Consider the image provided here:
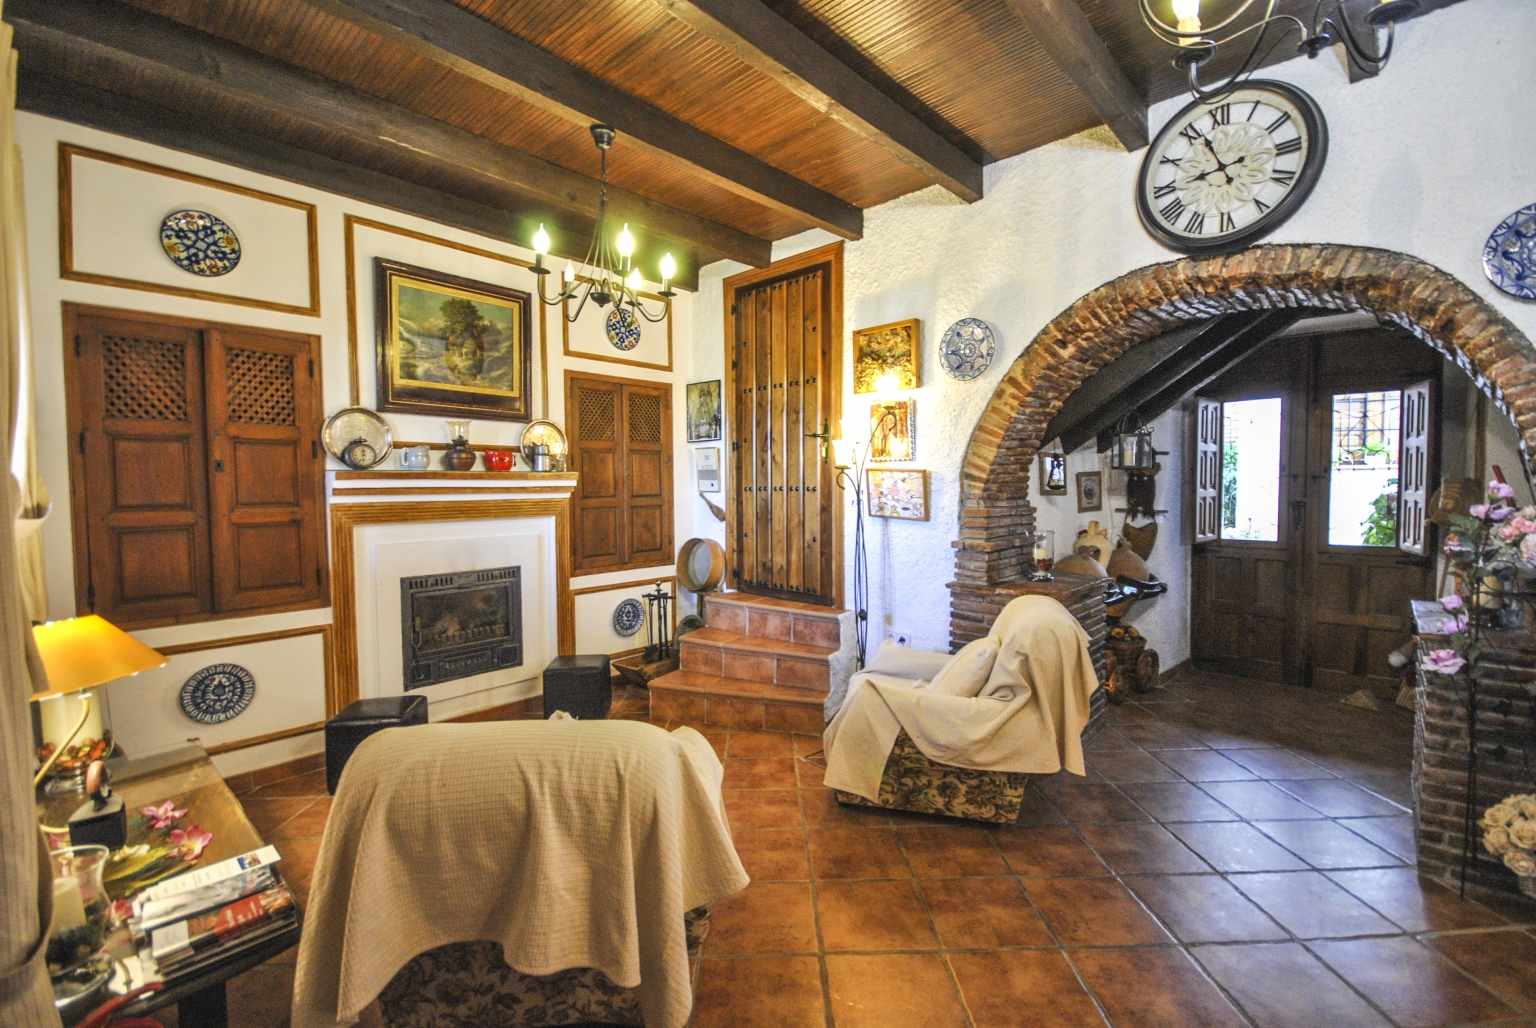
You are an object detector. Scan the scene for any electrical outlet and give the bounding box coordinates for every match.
[891,630,911,647]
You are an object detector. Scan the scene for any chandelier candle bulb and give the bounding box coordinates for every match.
[563,261,574,284]
[627,268,643,293]
[1172,0,1201,33]
[616,224,634,260]
[532,224,550,256]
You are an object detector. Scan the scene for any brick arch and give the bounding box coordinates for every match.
[951,244,1536,606]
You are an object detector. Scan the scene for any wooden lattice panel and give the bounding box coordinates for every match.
[226,348,295,425]
[577,386,615,441]
[628,392,662,444]
[102,335,188,422]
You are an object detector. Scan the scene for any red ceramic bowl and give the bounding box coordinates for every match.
[483,449,515,472]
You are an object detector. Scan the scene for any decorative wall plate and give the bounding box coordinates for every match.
[160,210,242,277]
[606,307,641,350]
[322,407,393,469]
[939,318,995,380]
[180,663,256,725]
[1484,203,1536,300]
[520,420,569,470]
[612,597,645,637]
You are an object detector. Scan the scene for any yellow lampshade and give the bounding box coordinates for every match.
[30,615,167,701]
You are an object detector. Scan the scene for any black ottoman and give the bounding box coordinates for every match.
[325,695,429,794]
[543,655,612,720]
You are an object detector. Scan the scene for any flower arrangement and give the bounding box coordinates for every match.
[95,800,213,900]
[1481,794,1536,892]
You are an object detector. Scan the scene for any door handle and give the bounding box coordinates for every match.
[1290,499,1306,530]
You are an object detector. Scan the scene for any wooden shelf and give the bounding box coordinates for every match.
[332,470,576,481]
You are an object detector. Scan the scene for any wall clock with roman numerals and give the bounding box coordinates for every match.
[1136,81,1328,255]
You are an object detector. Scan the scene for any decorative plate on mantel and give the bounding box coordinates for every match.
[1484,202,1536,300]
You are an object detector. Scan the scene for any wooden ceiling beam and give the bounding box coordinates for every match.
[305,0,862,240]
[1002,0,1148,152]
[10,0,771,269]
[648,0,984,203]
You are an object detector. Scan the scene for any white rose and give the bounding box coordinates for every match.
[1510,821,1536,851]
[1516,797,1536,820]
[1486,803,1518,827]
[1485,826,1514,855]
[1504,849,1536,877]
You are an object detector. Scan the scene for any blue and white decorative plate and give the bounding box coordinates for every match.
[179,663,256,725]
[606,307,641,351]
[159,210,242,277]
[612,598,645,637]
[939,318,996,381]
[1484,203,1536,301]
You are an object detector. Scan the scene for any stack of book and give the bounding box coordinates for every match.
[132,845,298,981]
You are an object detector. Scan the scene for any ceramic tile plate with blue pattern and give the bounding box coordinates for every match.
[160,209,242,277]
[607,306,642,350]
[939,318,995,380]
[1484,203,1536,300]
[612,597,645,637]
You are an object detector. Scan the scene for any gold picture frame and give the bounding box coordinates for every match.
[868,469,929,520]
[1076,471,1103,513]
[870,399,916,461]
[853,318,920,393]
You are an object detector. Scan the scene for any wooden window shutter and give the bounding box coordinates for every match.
[623,382,672,567]
[204,327,327,611]
[1194,397,1222,544]
[67,311,214,624]
[569,373,674,573]
[1398,380,1432,556]
[571,377,623,570]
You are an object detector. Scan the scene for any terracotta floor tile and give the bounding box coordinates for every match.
[1326,868,1505,932]
[733,829,810,882]
[919,877,1054,948]
[1024,876,1173,947]
[705,883,818,956]
[992,826,1110,877]
[816,879,938,951]
[1252,820,1401,869]
[1193,942,1393,1028]
[239,797,315,837]
[1077,822,1210,874]
[1228,871,1400,938]
[1156,748,1260,782]
[898,826,1008,877]
[1115,723,1209,750]
[1424,928,1536,1012]
[1125,874,1288,943]
[223,960,297,1028]
[1167,822,1310,873]
[801,787,891,827]
[1198,781,1327,820]
[246,768,329,797]
[724,788,803,830]
[725,730,796,759]
[1335,815,1416,861]
[274,837,322,885]
[1219,747,1335,780]
[1276,778,1405,817]
[950,949,1107,1028]
[1086,749,1183,783]
[722,757,800,790]
[1013,787,1067,825]
[1311,936,1516,1027]
[691,956,826,1028]
[825,953,967,1028]
[269,797,331,840]
[1183,726,1279,749]
[792,733,823,757]
[1083,727,1141,753]
[1070,946,1248,1028]
[1039,783,1150,823]
[1119,782,1240,823]
[796,758,826,788]
[808,827,910,880]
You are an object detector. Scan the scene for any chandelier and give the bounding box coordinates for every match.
[1140,0,1420,98]
[530,124,676,324]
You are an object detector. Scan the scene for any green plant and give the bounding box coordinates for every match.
[1221,440,1239,529]
[1361,481,1398,546]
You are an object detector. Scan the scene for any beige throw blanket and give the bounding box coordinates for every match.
[292,720,748,1028]
[823,596,1099,801]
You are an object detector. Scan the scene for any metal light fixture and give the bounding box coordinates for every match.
[529,124,676,324]
[1140,0,1419,98]
[829,410,899,670]
[1110,414,1158,471]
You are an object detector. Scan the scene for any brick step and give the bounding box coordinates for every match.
[679,628,834,691]
[704,591,847,650]
[650,669,826,734]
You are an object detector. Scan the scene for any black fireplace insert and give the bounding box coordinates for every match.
[400,566,522,689]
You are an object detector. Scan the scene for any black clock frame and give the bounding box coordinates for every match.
[1136,80,1329,256]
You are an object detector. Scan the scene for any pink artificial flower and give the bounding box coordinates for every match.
[1513,517,1536,535]
[1421,649,1467,675]
[1471,503,1491,519]
[1521,534,1536,566]
[1491,481,1515,500]
[1439,594,1464,611]
[142,801,186,830]
[1500,523,1521,543]
[1492,505,1515,521]
[170,824,212,862]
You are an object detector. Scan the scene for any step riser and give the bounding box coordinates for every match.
[652,686,824,734]
[679,643,829,691]
[705,600,843,650]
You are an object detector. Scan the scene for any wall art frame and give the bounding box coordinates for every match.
[374,257,534,422]
[853,318,921,394]
[867,468,929,521]
[686,380,723,442]
[870,399,916,461]
[1039,452,1068,495]
[1077,470,1103,513]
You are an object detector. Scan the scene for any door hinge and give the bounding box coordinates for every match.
[731,359,738,370]
[77,429,85,455]
[730,303,738,315]
[312,440,319,459]
[308,359,315,378]
[732,441,739,452]
[74,335,81,357]
[316,567,322,587]
[86,583,95,611]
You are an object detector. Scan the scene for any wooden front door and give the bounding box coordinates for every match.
[723,242,843,606]
[1192,327,1441,690]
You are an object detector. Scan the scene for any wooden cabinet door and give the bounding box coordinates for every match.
[623,382,673,568]
[570,376,623,570]
[67,310,214,624]
[568,372,673,573]
[205,327,327,612]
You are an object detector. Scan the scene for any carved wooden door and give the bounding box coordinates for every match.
[567,371,673,573]
[724,243,843,606]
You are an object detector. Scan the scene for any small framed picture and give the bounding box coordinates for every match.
[686,380,722,442]
[1076,470,1103,513]
[870,399,916,461]
[853,318,920,394]
[867,469,929,520]
[695,447,721,493]
[1039,452,1067,495]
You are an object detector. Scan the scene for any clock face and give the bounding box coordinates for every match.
[1136,81,1328,255]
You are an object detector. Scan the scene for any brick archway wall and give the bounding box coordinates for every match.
[949,243,1536,646]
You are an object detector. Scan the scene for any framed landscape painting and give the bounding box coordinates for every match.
[374,258,533,421]
[686,380,722,442]
[867,469,929,520]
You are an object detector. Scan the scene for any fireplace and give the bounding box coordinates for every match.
[400,567,522,689]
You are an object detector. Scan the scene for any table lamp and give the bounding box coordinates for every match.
[31,615,167,788]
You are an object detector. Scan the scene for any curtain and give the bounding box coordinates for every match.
[9,134,46,623]
[0,1,61,1022]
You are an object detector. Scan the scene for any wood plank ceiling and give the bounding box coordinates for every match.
[10,0,1464,285]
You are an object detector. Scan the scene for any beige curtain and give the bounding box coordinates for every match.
[9,129,46,623]
[0,2,61,1023]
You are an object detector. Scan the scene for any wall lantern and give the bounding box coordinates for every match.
[1110,415,1158,471]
